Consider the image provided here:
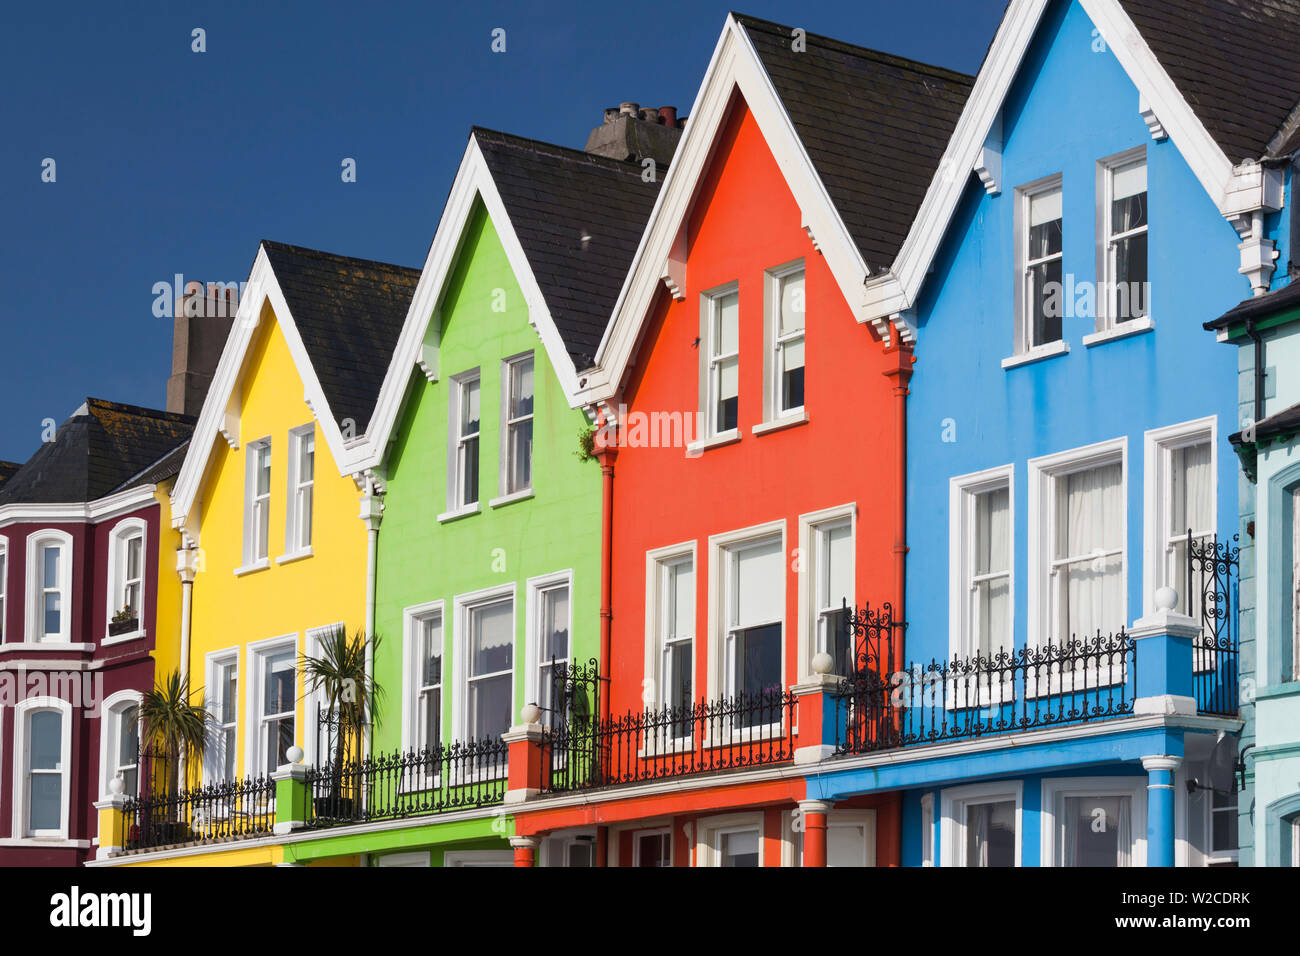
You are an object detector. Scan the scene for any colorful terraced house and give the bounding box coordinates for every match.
[0,398,193,866]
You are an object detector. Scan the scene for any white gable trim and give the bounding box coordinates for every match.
[575,14,879,407]
[351,135,585,472]
[869,0,1246,326]
[169,245,358,540]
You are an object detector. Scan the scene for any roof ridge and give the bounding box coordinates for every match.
[110,437,192,494]
[260,239,421,275]
[470,126,651,176]
[84,397,197,425]
[731,11,975,85]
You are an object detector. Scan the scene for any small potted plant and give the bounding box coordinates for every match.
[109,605,138,636]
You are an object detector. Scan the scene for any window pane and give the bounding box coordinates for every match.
[29,774,61,832]
[220,665,237,720]
[668,560,693,642]
[716,357,738,432]
[460,379,480,436]
[43,544,60,587]
[1061,795,1131,866]
[567,842,594,867]
[421,687,441,750]
[822,522,852,610]
[469,672,512,739]
[779,272,804,335]
[1055,463,1123,638]
[43,590,61,636]
[460,437,480,506]
[1170,442,1212,537]
[966,800,1016,866]
[300,432,315,482]
[30,711,62,769]
[720,829,760,867]
[255,445,270,496]
[714,291,739,355]
[470,600,513,675]
[510,358,534,419]
[1030,258,1063,346]
[735,622,782,703]
[126,535,142,580]
[638,833,670,867]
[1113,232,1147,320]
[1112,161,1146,202]
[667,642,693,712]
[421,617,442,686]
[1028,188,1062,238]
[733,538,783,628]
[827,823,868,868]
[541,587,569,663]
[507,420,532,493]
[119,705,139,765]
[264,651,295,716]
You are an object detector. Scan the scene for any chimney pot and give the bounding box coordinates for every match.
[619,101,639,116]
[604,107,619,124]
[658,106,678,128]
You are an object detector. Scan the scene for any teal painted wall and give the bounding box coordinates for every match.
[373,200,602,753]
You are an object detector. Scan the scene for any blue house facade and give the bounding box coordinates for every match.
[806,0,1299,865]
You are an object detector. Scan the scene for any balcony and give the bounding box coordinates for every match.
[120,765,276,853]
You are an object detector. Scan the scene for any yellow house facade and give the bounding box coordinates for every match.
[97,241,419,867]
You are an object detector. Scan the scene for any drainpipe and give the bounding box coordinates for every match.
[593,409,618,869]
[1245,318,1266,426]
[360,475,384,758]
[176,537,198,785]
[882,330,916,674]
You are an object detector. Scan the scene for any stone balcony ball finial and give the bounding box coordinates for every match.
[520,703,541,725]
[812,652,834,676]
[286,745,304,764]
[1154,586,1179,613]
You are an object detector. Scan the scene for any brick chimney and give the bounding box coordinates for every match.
[167,283,236,417]
[584,102,686,168]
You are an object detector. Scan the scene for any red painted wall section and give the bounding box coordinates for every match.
[606,96,901,720]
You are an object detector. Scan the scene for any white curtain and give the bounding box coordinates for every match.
[1057,463,1123,639]
[975,487,1011,656]
[970,805,990,867]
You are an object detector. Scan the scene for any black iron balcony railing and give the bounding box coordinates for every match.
[1187,532,1241,717]
[833,629,1138,756]
[542,671,797,794]
[303,738,508,829]
[122,773,275,851]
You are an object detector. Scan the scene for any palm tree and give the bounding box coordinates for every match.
[139,670,210,837]
[300,627,382,811]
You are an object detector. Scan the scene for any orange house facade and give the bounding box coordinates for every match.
[505,14,972,866]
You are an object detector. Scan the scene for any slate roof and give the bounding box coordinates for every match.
[1204,276,1300,330]
[472,127,667,371]
[260,241,421,435]
[1117,0,1300,163]
[0,462,20,489]
[732,13,975,274]
[1230,399,1300,445]
[116,439,191,492]
[0,400,195,506]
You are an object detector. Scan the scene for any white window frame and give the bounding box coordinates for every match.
[949,466,1015,661]
[402,600,445,753]
[941,780,1023,867]
[698,811,766,867]
[12,696,72,840]
[282,424,315,559]
[1094,146,1150,334]
[25,529,73,643]
[1014,173,1066,358]
[524,569,573,723]
[451,582,516,743]
[632,826,674,867]
[104,518,147,643]
[540,829,598,867]
[1142,417,1216,617]
[1027,437,1128,646]
[242,438,272,569]
[797,504,856,677]
[700,282,741,442]
[1041,776,1147,867]
[243,633,299,779]
[498,352,535,501]
[303,622,345,768]
[707,520,787,703]
[443,849,514,867]
[763,260,806,424]
[204,647,240,784]
[643,540,698,715]
[98,690,143,799]
[445,369,482,516]
[1204,784,1239,866]
[376,850,431,867]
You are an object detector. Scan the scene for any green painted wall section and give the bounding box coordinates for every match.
[373,199,602,756]
[282,814,511,864]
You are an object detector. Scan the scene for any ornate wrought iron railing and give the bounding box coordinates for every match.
[122,772,275,851]
[1187,532,1241,717]
[303,737,508,829]
[832,604,1136,755]
[542,682,797,793]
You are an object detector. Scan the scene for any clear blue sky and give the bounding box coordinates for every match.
[0,0,1007,463]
